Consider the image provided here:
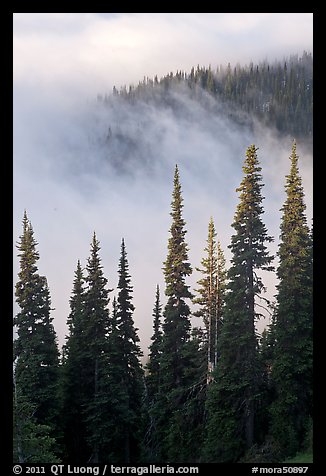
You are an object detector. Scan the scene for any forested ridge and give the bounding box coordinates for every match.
[98,52,312,143]
[13,53,313,465]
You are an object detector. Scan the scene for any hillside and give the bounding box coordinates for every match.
[97,51,312,144]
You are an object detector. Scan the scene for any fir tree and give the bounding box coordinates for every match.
[146,285,163,399]
[193,217,227,380]
[270,142,313,457]
[110,238,145,464]
[13,378,60,463]
[204,145,274,462]
[14,211,60,462]
[156,165,201,461]
[215,239,227,366]
[82,232,112,463]
[61,260,88,463]
[105,295,128,461]
[143,286,163,462]
[161,164,193,391]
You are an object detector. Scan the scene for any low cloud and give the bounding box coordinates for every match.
[13,81,313,353]
[13,13,313,354]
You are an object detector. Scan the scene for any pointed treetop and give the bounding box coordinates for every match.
[174,163,179,175]
[290,139,299,169]
[283,140,306,211]
[169,164,186,231]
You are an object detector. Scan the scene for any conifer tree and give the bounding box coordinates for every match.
[161,164,193,391]
[155,165,201,461]
[270,142,313,457]
[13,379,60,463]
[14,211,60,461]
[143,286,163,462]
[110,238,145,464]
[82,232,112,463]
[103,296,126,462]
[194,218,227,380]
[204,145,274,462]
[146,285,163,399]
[215,240,227,365]
[61,260,88,462]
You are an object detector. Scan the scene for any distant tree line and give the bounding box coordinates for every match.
[13,140,312,464]
[98,52,312,141]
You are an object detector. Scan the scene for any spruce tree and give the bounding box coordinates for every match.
[109,238,145,464]
[215,239,227,366]
[61,260,88,463]
[146,285,163,399]
[14,211,60,461]
[193,217,227,380]
[143,286,163,462]
[82,232,112,463]
[13,380,60,463]
[204,145,274,462]
[161,164,193,391]
[156,164,203,462]
[105,295,127,461]
[270,142,313,457]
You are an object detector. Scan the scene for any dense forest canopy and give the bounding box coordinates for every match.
[98,51,312,143]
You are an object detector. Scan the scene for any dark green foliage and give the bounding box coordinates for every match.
[14,211,60,462]
[82,233,112,463]
[61,260,89,463]
[107,239,145,464]
[62,233,112,463]
[13,384,61,464]
[269,142,313,457]
[104,296,130,461]
[142,285,164,463]
[203,146,274,462]
[150,165,208,463]
[161,165,193,392]
[145,285,163,399]
[103,52,312,141]
[255,325,276,447]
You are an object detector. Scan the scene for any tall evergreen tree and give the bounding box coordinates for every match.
[14,211,60,462]
[155,164,202,462]
[194,217,227,380]
[204,145,274,462]
[143,286,163,462]
[82,232,112,463]
[270,142,313,457]
[215,239,227,366]
[146,285,163,399]
[61,260,89,463]
[161,164,193,391]
[110,238,145,464]
[104,295,128,461]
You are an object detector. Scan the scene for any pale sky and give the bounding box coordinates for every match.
[13,13,313,99]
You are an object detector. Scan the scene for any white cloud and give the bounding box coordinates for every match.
[13,13,313,98]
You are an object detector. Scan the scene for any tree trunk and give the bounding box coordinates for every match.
[13,374,25,463]
[245,395,255,448]
[245,251,255,448]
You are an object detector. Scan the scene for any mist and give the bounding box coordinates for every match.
[13,13,313,356]
[13,80,313,355]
